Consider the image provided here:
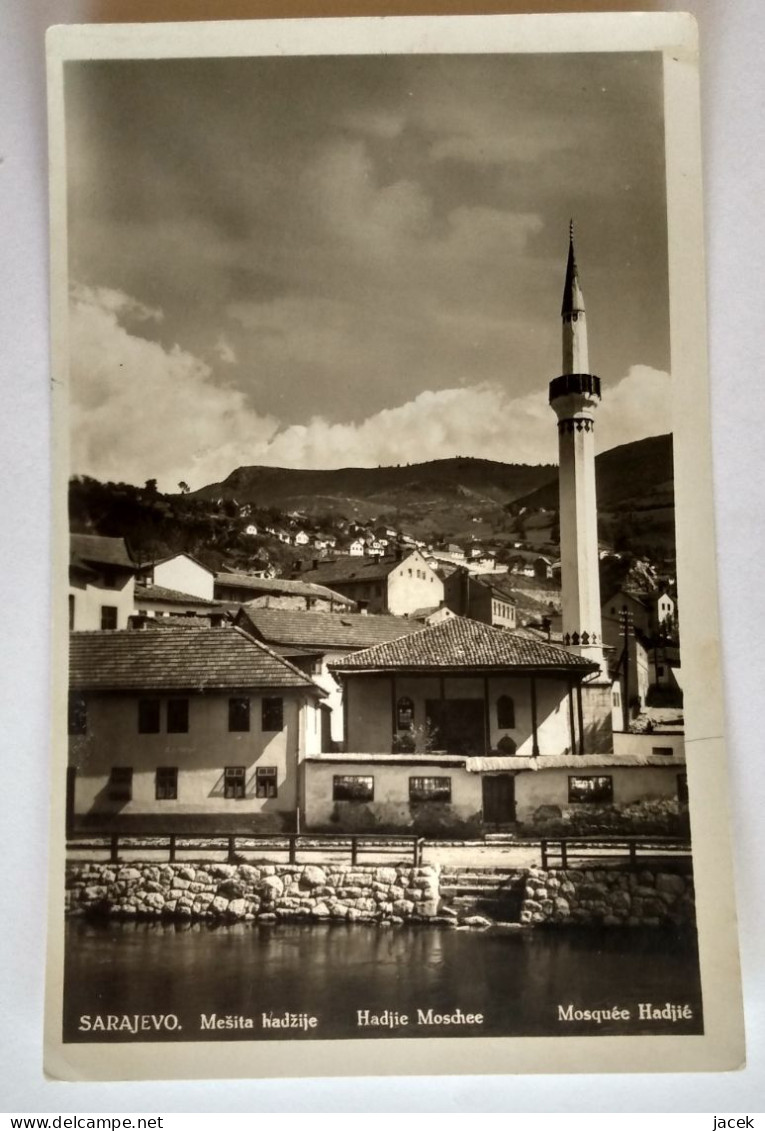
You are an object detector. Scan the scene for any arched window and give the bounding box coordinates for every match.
[496,735,517,757]
[496,694,515,729]
[396,696,415,731]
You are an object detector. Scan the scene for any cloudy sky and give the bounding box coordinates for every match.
[65,51,669,490]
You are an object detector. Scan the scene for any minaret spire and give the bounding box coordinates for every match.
[561,219,589,373]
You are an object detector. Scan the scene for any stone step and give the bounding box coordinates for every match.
[440,884,515,898]
[440,868,519,878]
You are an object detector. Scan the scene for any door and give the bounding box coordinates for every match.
[482,774,516,825]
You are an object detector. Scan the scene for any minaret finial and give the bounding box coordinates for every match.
[561,221,585,318]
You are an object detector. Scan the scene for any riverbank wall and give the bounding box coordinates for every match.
[65,860,695,928]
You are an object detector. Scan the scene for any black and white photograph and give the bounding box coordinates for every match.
[44,13,744,1080]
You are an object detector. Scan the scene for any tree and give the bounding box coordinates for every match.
[178,481,190,495]
[144,478,158,495]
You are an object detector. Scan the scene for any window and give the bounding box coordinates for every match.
[167,698,189,734]
[652,746,674,757]
[409,776,451,803]
[333,775,374,802]
[138,699,161,734]
[155,767,178,800]
[224,766,246,799]
[568,775,613,804]
[613,687,621,706]
[68,692,87,736]
[69,594,75,631]
[108,767,132,802]
[100,605,118,630]
[496,694,516,729]
[261,697,284,732]
[677,773,689,804]
[396,696,415,731]
[228,697,250,732]
[255,766,278,799]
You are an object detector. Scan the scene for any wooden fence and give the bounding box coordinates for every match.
[539,835,691,869]
[66,830,426,866]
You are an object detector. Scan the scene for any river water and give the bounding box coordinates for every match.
[63,918,703,1042]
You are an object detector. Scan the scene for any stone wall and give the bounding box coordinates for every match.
[65,862,440,924]
[519,866,695,927]
[65,860,695,929]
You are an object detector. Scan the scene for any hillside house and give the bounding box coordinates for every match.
[442,568,517,630]
[133,582,225,623]
[69,534,138,631]
[300,617,683,834]
[214,571,355,611]
[295,551,445,616]
[138,552,215,601]
[67,625,325,833]
[235,607,422,746]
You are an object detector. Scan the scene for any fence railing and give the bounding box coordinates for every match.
[539,835,691,869]
[66,830,426,867]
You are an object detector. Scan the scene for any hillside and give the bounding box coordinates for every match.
[192,457,554,542]
[512,434,673,512]
[70,435,675,575]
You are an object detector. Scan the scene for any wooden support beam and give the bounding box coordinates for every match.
[531,676,540,757]
[568,681,577,757]
[576,682,585,757]
[390,674,397,748]
[483,675,491,755]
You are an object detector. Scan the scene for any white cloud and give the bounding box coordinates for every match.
[214,335,237,365]
[69,285,278,491]
[596,365,671,452]
[69,284,670,490]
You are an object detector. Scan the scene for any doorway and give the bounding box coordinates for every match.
[425,698,485,755]
[482,774,516,825]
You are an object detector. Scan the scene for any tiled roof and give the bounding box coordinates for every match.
[70,626,323,693]
[214,572,355,606]
[135,583,221,607]
[70,533,136,571]
[237,608,421,650]
[296,553,419,586]
[329,616,597,674]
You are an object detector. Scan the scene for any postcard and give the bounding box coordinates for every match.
[45,12,745,1079]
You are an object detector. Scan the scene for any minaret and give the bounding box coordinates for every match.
[549,223,605,673]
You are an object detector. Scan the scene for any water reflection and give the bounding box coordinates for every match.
[64,918,703,1042]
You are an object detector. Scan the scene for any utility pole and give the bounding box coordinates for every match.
[618,607,634,732]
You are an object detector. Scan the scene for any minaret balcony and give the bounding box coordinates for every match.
[549,373,601,404]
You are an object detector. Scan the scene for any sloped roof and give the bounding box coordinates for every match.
[237,608,421,650]
[69,625,324,693]
[471,574,518,603]
[329,616,597,674]
[70,533,136,571]
[135,582,221,607]
[296,553,420,586]
[214,571,355,606]
[142,551,214,575]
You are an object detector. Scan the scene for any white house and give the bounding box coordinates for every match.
[68,625,325,833]
[140,553,215,601]
[297,550,445,617]
[69,534,138,631]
